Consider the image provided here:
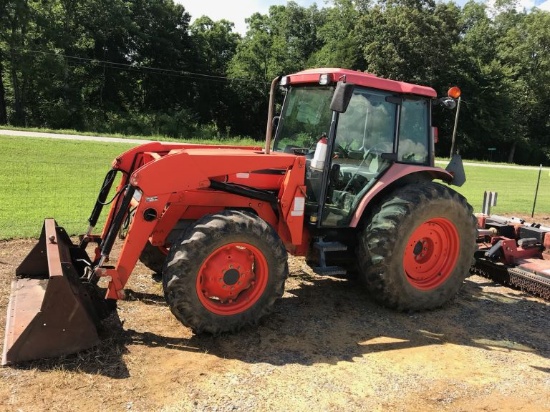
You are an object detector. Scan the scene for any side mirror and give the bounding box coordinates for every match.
[272,115,280,128]
[330,81,355,113]
[438,97,457,110]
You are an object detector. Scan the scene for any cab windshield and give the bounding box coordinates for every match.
[272,86,334,153]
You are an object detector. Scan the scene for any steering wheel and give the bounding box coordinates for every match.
[362,144,384,165]
[284,133,326,158]
[334,142,351,159]
[363,142,391,158]
[337,167,369,194]
[284,144,315,157]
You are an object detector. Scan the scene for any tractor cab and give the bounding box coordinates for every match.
[272,69,435,227]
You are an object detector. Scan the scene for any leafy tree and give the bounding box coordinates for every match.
[228,2,323,138]
[0,0,548,165]
[354,0,467,157]
[226,12,273,137]
[494,9,550,162]
[0,52,7,124]
[357,0,461,86]
[130,0,194,113]
[0,0,33,125]
[190,16,240,134]
[311,0,365,69]
[443,1,516,160]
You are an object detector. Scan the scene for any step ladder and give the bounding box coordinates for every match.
[312,239,348,276]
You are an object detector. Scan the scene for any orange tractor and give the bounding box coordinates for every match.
[2,68,476,365]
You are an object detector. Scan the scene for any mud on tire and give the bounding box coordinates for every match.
[357,181,477,311]
[162,210,289,334]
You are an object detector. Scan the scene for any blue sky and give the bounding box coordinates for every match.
[176,0,549,35]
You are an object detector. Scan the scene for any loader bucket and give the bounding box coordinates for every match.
[2,219,101,365]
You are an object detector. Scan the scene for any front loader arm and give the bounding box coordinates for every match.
[96,146,305,300]
[101,188,173,299]
[91,142,269,244]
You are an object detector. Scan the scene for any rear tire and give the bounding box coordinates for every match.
[357,182,476,311]
[139,242,167,274]
[163,210,288,334]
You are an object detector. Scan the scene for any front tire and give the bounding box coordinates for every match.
[163,210,289,334]
[139,242,167,274]
[357,182,476,311]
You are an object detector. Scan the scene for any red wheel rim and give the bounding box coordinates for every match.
[403,218,459,290]
[196,242,269,315]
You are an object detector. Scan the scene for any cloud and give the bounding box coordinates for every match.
[175,0,260,34]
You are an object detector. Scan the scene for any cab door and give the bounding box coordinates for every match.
[320,88,398,227]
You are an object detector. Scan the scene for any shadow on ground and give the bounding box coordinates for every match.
[9,271,549,377]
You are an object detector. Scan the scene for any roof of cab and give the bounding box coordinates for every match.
[286,68,437,98]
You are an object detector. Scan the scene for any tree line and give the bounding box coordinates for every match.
[1,0,549,164]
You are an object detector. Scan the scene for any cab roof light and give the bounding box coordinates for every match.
[280,76,289,87]
[319,74,331,85]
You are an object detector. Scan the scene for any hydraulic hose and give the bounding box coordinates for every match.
[98,185,136,260]
[88,169,118,228]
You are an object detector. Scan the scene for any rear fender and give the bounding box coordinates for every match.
[349,164,453,227]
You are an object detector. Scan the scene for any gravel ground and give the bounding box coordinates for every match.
[0,239,549,411]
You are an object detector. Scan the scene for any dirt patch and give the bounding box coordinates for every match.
[0,238,549,411]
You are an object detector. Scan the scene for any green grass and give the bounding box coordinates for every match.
[0,136,136,239]
[454,163,550,217]
[1,134,548,240]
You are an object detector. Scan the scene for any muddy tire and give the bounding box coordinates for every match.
[163,210,289,334]
[357,182,477,311]
[139,242,167,274]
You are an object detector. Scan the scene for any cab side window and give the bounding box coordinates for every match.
[398,99,429,164]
